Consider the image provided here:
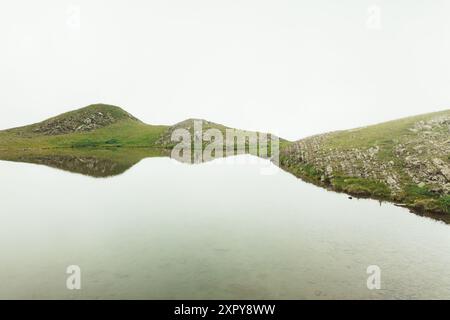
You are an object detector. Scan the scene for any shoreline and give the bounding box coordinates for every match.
[279,161,450,223]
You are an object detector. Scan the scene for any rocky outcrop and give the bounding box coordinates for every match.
[395,115,450,194]
[282,135,402,192]
[32,112,115,135]
[155,119,228,147]
[30,104,139,136]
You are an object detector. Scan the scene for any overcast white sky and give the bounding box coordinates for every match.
[1,0,450,140]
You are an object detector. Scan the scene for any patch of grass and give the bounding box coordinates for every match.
[302,163,322,179]
[412,199,439,212]
[50,120,168,148]
[391,184,443,211]
[331,176,391,198]
[71,139,101,148]
[438,195,450,214]
[279,158,323,182]
[405,184,436,198]
[411,198,450,214]
[105,138,120,145]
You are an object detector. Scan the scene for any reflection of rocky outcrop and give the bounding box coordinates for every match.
[15,155,128,177]
[168,146,276,165]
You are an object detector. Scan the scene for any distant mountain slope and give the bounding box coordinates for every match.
[0,104,168,149]
[280,109,450,214]
[155,118,284,150]
[7,104,140,136]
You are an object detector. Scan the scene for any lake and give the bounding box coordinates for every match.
[0,154,449,299]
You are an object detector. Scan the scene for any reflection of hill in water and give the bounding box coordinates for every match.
[16,155,124,177]
[0,148,262,178]
[0,148,170,178]
[0,147,449,224]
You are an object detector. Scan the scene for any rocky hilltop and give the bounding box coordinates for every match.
[26,104,140,136]
[155,118,229,147]
[280,110,450,214]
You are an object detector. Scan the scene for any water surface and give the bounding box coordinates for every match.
[0,154,449,299]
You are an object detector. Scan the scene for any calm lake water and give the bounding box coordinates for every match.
[1,154,450,299]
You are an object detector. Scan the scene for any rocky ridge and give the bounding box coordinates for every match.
[280,111,450,214]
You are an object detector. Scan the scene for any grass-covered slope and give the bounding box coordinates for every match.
[280,109,450,214]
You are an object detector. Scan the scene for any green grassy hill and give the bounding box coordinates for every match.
[280,109,450,214]
[0,104,168,149]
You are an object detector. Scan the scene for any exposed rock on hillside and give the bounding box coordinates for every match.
[155,119,228,147]
[30,104,139,135]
